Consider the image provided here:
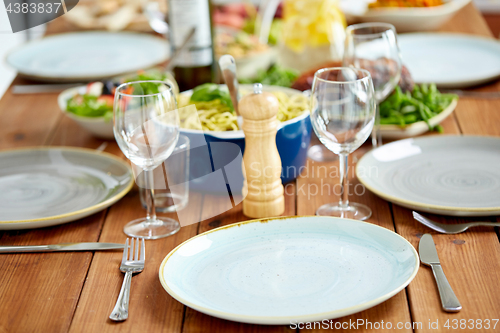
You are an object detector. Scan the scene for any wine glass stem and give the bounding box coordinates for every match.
[338,153,349,209]
[144,169,157,222]
[372,103,382,148]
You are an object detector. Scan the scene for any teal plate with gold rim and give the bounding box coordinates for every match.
[0,147,133,229]
[159,216,418,325]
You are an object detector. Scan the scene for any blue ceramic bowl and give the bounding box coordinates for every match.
[180,85,311,194]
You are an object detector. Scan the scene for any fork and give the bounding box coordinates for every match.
[413,211,500,234]
[109,238,145,321]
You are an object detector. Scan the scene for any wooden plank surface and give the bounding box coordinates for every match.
[390,4,500,332]
[1,3,500,333]
[0,85,112,332]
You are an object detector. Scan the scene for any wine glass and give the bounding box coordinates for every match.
[114,80,180,239]
[310,67,376,220]
[343,22,402,147]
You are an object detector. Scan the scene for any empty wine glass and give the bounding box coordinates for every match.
[114,80,180,239]
[311,67,375,220]
[343,22,402,147]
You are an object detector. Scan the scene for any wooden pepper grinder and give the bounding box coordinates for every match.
[240,83,285,218]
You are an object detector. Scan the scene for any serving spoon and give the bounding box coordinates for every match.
[412,211,500,234]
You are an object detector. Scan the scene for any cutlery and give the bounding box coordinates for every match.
[109,238,145,321]
[419,233,461,312]
[143,1,168,35]
[413,211,500,234]
[0,242,124,253]
[12,83,84,94]
[219,54,240,116]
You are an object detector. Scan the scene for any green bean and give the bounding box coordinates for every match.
[379,83,458,131]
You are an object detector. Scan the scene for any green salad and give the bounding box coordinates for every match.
[124,71,169,95]
[65,71,172,120]
[380,83,458,132]
[66,94,113,120]
[240,65,299,88]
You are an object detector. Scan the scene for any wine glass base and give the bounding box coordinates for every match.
[307,145,338,162]
[316,202,372,220]
[123,217,181,240]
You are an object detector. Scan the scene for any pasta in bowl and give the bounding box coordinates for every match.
[177,84,310,139]
[178,84,312,192]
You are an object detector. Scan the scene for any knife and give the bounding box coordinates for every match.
[0,242,124,253]
[419,234,462,312]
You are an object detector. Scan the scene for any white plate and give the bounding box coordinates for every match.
[380,98,457,139]
[159,216,419,325]
[0,147,134,229]
[356,136,500,216]
[398,33,500,88]
[6,32,169,82]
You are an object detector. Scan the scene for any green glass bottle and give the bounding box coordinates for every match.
[167,0,217,91]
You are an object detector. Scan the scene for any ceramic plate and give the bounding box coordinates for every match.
[0,147,134,229]
[357,136,500,216]
[159,216,419,325]
[398,33,500,88]
[6,32,169,82]
[380,98,457,139]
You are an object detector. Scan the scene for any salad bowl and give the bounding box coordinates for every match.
[58,85,114,139]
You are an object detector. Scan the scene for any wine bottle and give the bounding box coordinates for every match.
[167,0,217,91]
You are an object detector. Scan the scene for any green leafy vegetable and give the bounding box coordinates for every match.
[379,83,458,131]
[239,65,299,88]
[124,71,168,95]
[66,95,113,120]
[190,83,234,111]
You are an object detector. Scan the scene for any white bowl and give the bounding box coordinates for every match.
[344,0,471,32]
[58,86,115,139]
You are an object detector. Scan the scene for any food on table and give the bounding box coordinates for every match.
[239,65,299,88]
[215,30,269,58]
[123,70,173,94]
[213,3,255,30]
[64,0,166,31]
[66,82,114,120]
[369,0,443,8]
[65,70,175,119]
[280,0,346,72]
[379,83,458,131]
[177,83,308,131]
[290,60,414,92]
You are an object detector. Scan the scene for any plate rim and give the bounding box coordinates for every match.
[0,146,134,224]
[5,31,170,81]
[397,32,500,87]
[158,215,419,325]
[356,135,500,214]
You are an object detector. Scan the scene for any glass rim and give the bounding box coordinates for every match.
[345,22,396,38]
[313,67,372,84]
[115,80,174,97]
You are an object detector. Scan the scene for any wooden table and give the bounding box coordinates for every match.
[1,3,500,333]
